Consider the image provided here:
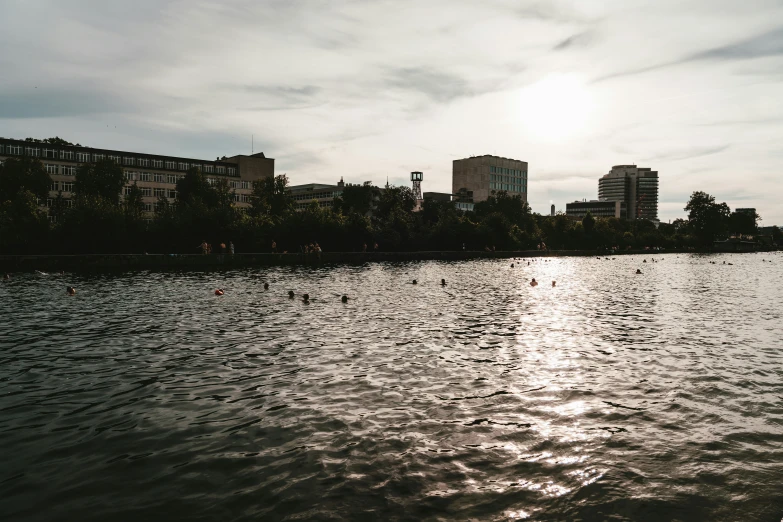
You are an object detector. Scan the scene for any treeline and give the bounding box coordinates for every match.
[0,156,778,254]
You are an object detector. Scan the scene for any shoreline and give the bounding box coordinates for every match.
[0,248,778,272]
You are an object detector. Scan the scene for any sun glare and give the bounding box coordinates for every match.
[519,74,593,141]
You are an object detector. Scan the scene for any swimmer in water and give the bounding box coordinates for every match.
[636,269,642,274]
[440,279,446,286]
[302,293,310,303]
[530,278,538,287]
[341,295,348,303]
[552,281,556,287]
[66,286,76,295]
[215,289,224,296]
[3,274,9,280]
[288,290,295,298]
[263,282,269,290]
[412,279,417,285]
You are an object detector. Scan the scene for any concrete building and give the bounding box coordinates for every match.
[423,191,475,212]
[735,208,757,216]
[452,155,528,204]
[0,137,274,219]
[598,165,658,221]
[288,179,381,212]
[566,200,626,219]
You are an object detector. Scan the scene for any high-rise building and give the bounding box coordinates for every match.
[452,155,528,203]
[598,165,658,221]
[0,137,274,219]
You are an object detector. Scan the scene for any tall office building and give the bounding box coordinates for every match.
[598,165,658,221]
[0,137,274,219]
[452,155,528,203]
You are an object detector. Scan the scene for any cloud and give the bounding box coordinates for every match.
[553,31,595,51]
[594,26,783,83]
[643,145,731,162]
[0,87,134,119]
[386,67,476,103]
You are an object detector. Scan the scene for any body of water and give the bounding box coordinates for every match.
[1,253,782,521]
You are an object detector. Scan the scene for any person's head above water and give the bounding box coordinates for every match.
[341,295,348,303]
[215,289,224,296]
[66,286,76,295]
[636,269,642,274]
[552,281,556,287]
[288,290,295,298]
[412,279,417,284]
[302,293,310,302]
[263,282,269,290]
[440,279,446,285]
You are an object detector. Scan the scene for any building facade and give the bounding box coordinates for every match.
[0,137,274,219]
[598,165,658,221]
[423,191,475,212]
[566,200,626,219]
[288,179,382,212]
[452,155,528,204]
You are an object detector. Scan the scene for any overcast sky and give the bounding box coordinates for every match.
[1,0,782,223]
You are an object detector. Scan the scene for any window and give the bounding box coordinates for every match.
[25,147,40,157]
[153,188,166,198]
[140,172,151,182]
[60,150,74,160]
[153,173,165,183]
[233,194,248,203]
[43,148,57,158]
[165,161,175,170]
[227,167,236,176]
[76,152,90,163]
[138,158,149,167]
[93,154,105,161]
[178,162,188,171]
[0,144,3,153]
[123,186,133,195]
[166,175,177,184]
[143,203,153,212]
[141,187,152,197]
[65,199,73,208]
[203,165,214,173]
[45,164,58,175]
[123,157,135,166]
[7,145,22,155]
[61,166,76,176]
[50,182,60,191]
[108,155,121,163]
[62,182,74,192]
[152,159,163,168]
[216,166,225,174]
[168,189,177,199]
[124,171,136,181]
[190,164,201,171]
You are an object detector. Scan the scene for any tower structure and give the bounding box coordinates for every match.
[411,171,423,202]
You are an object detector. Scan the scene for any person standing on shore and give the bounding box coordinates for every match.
[271,240,277,253]
[229,241,235,255]
[198,240,208,255]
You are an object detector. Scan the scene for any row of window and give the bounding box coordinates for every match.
[490,174,524,184]
[45,198,74,208]
[291,192,339,201]
[490,166,525,176]
[50,182,74,192]
[0,144,236,175]
[490,182,526,192]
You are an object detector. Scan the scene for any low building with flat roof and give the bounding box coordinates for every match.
[566,200,626,219]
[0,137,274,220]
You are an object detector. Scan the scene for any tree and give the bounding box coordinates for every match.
[250,175,293,218]
[176,167,216,207]
[334,183,375,216]
[75,158,125,205]
[0,156,51,203]
[728,210,759,236]
[582,211,596,234]
[0,189,49,253]
[124,182,145,220]
[684,191,731,245]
